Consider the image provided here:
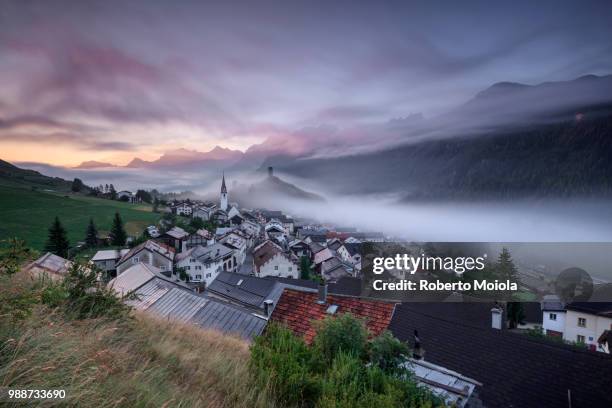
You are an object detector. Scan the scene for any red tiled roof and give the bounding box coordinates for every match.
[271,288,396,343]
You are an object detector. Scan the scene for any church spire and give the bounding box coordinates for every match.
[221,172,227,194]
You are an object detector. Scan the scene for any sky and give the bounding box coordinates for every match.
[1,0,612,166]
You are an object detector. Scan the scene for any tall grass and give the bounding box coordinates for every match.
[0,273,276,408]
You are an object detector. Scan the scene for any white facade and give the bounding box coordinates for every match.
[542,310,566,337]
[175,254,222,287]
[256,252,299,279]
[173,203,192,216]
[563,310,612,351]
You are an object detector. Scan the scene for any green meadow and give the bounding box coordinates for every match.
[0,185,160,250]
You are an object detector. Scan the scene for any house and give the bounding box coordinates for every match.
[326,238,343,252]
[301,230,327,244]
[265,219,285,240]
[288,239,311,259]
[337,242,362,271]
[108,263,266,340]
[270,286,396,343]
[175,243,235,286]
[207,271,285,313]
[277,214,295,234]
[253,240,299,279]
[161,226,189,252]
[24,252,72,281]
[193,205,215,221]
[388,303,612,408]
[313,246,334,267]
[212,208,228,225]
[563,302,612,352]
[320,256,354,282]
[219,232,247,269]
[116,240,174,275]
[185,229,215,249]
[541,294,566,337]
[91,248,130,277]
[241,219,261,238]
[171,202,192,216]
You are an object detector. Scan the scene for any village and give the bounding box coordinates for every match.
[19,167,612,407]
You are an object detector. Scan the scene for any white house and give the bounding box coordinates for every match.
[116,240,175,275]
[172,202,192,216]
[563,303,612,352]
[253,240,299,279]
[193,205,215,221]
[117,190,136,203]
[337,242,362,272]
[265,219,285,240]
[219,232,247,270]
[175,243,234,287]
[91,248,130,276]
[241,220,261,238]
[541,295,566,338]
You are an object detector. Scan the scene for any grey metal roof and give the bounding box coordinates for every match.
[207,271,280,309]
[147,288,210,323]
[189,300,267,340]
[126,277,178,311]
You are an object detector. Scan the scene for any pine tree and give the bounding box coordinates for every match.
[109,184,117,200]
[300,256,312,280]
[496,247,518,282]
[109,212,127,246]
[507,302,525,329]
[44,216,70,258]
[85,218,98,247]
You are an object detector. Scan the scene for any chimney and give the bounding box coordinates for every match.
[491,304,503,330]
[263,299,274,317]
[412,329,425,360]
[268,166,273,177]
[317,283,328,305]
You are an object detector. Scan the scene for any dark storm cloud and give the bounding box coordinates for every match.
[0,131,137,151]
[1,0,611,158]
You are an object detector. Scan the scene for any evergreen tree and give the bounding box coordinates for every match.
[152,197,159,213]
[507,302,525,329]
[44,216,70,258]
[84,218,98,247]
[300,256,312,280]
[496,247,518,282]
[71,178,84,192]
[109,212,127,246]
[109,184,117,200]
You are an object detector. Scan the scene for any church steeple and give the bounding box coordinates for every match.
[220,172,228,211]
[221,172,227,194]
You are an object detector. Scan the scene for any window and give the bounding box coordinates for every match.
[206,273,211,278]
[160,265,166,270]
[288,267,292,271]
[577,335,585,343]
[549,313,557,321]
[274,265,279,270]
[190,258,195,263]
[133,257,139,263]
[578,317,586,327]
[186,266,191,270]
[195,275,202,280]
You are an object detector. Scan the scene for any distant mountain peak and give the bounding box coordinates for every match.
[74,160,117,169]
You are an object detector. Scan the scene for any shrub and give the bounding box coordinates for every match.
[61,262,130,320]
[312,313,368,364]
[368,330,410,376]
[250,315,441,407]
[249,324,321,406]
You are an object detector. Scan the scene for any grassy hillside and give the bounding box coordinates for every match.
[0,159,74,192]
[0,185,160,250]
[0,274,274,408]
